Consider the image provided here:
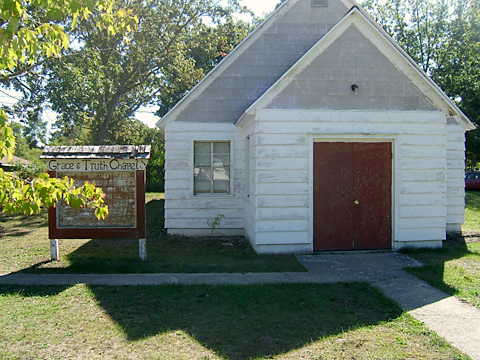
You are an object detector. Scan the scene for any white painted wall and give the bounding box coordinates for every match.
[163,110,463,253]
[163,122,245,236]
[445,121,467,232]
[247,109,448,253]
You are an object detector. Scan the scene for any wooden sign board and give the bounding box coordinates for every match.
[44,152,148,240]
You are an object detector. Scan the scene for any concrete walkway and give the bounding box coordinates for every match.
[0,252,479,359]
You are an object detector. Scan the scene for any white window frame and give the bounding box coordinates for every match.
[193,140,232,196]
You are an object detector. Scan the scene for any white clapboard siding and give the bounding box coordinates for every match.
[399,205,446,218]
[397,228,446,241]
[256,195,309,208]
[255,219,309,232]
[256,157,309,171]
[256,207,309,221]
[165,218,243,229]
[251,109,447,247]
[399,217,446,229]
[445,123,466,230]
[256,170,309,183]
[256,121,446,136]
[398,194,445,206]
[163,122,244,235]
[255,232,310,245]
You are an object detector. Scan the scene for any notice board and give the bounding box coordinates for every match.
[42,146,149,240]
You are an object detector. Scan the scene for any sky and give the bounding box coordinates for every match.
[0,0,281,131]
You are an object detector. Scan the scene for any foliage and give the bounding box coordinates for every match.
[363,0,480,167]
[0,0,137,78]
[0,170,108,218]
[0,0,137,218]
[361,0,480,168]
[21,0,251,144]
[8,120,44,161]
[207,213,225,236]
[156,18,253,117]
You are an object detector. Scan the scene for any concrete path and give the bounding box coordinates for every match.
[0,252,479,359]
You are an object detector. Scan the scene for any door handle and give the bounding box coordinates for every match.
[354,200,359,205]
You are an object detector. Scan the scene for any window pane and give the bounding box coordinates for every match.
[195,142,211,154]
[214,142,230,153]
[195,155,211,167]
[213,155,230,167]
[213,167,230,181]
[194,181,211,194]
[194,167,212,181]
[213,180,230,193]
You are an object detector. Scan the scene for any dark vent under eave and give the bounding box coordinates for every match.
[312,0,328,6]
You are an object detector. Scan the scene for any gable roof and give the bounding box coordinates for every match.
[157,0,357,129]
[236,6,474,130]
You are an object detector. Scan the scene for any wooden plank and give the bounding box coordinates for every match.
[256,144,309,158]
[398,193,445,206]
[165,198,243,209]
[255,231,310,245]
[446,214,465,223]
[57,171,137,229]
[165,208,242,219]
[256,110,445,124]
[399,182,445,194]
[446,142,465,151]
[398,158,446,170]
[397,135,445,146]
[445,205,466,216]
[398,145,445,158]
[255,182,309,195]
[255,219,308,232]
[396,228,446,241]
[396,170,445,182]
[257,134,309,146]
[256,157,309,171]
[256,207,309,221]
[399,217,446,229]
[256,121,446,136]
[256,195,309,208]
[256,170,309,183]
[399,205,446,218]
[165,218,243,229]
[446,196,465,206]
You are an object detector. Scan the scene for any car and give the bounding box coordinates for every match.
[465,171,480,190]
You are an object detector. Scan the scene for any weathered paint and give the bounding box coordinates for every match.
[313,142,392,251]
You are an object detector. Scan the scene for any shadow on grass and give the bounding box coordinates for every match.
[14,197,307,274]
[402,233,474,296]
[0,211,48,238]
[0,282,403,360]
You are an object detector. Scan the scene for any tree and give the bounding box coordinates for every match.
[25,0,250,145]
[0,0,137,218]
[363,0,480,167]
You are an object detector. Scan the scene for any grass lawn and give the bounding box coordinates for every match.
[0,283,470,360]
[0,193,305,274]
[403,190,480,309]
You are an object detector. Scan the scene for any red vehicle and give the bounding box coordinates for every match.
[465,171,480,190]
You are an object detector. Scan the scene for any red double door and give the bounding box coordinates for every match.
[313,142,392,251]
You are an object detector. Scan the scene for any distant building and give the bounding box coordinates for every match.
[0,155,31,172]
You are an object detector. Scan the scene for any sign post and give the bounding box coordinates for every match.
[41,145,150,261]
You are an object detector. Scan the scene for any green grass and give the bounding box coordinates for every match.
[403,190,480,309]
[464,190,480,234]
[0,193,306,274]
[0,283,470,360]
